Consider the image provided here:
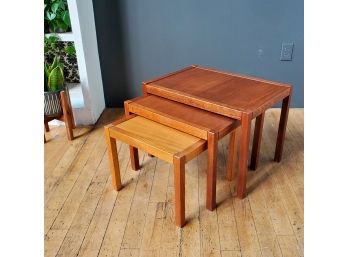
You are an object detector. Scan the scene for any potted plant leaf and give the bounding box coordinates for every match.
[44,0,71,33]
[44,34,77,116]
[44,56,65,116]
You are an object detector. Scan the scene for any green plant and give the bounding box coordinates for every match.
[44,34,76,59]
[44,34,60,60]
[44,0,71,33]
[44,56,65,92]
[64,45,76,56]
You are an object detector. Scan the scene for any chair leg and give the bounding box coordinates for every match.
[60,91,74,141]
[226,129,238,181]
[129,146,140,170]
[105,127,122,191]
[173,155,185,228]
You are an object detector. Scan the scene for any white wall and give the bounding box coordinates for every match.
[67,0,105,125]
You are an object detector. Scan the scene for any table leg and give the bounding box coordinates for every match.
[44,125,47,143]
[250,112,265,170]
[274,95,291,162]
[173,155,185,227]
[44,121,50,132]
[129,146,140,170]
[237,113,251,199]
[105,127,122,191]
[206,131,218,211]
[60,91,74,141]
[226,129,238,181]
[124,102,140,170]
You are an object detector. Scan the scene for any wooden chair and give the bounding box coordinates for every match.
[44,90,75,142]
[124,95,240,210]
[105,115,211,227]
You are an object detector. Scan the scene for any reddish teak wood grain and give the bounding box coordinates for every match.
[125,95,240,209]
[142,65,292,199]
[250,112,265,170]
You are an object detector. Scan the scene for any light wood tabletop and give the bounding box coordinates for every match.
[143,65,292,198]
[125,95,240,210]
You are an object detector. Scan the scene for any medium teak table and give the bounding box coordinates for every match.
[142,65,292,198]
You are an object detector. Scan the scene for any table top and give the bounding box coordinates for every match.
[143,65,292,119]
[113,116,205,163]
[128,95,240,139]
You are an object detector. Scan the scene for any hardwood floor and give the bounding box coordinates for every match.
[44,108,304,257]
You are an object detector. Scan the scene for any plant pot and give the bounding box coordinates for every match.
[44,90,63,117]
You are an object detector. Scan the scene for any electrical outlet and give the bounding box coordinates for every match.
[280,42,294,61]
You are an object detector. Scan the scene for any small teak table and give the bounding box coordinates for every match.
[105,115,207,227]
[124,95,240,210]
[142,65,292,198]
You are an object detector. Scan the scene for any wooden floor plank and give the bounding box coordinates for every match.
[98,152,145,257]
[44,108,304,257]
[120,155,157,249]
[139,202,165,257]
[44,127,106,206]
[56,180,106,257]
[76,177,118,257]
[271,165,304,255]
[139,159,171,257]
[149,159,170,203]
[277,114,304,210]
[159,186,181,257]
[217,140,240,252]
[45,132,111,257]
[262,111,304,255]
[44,124,74,164]
[197,151,222,257]
[248,187,283,257]
[44,229,68,257]
[47,129,107,232]
[44,127,106,235]
[233,197,262,257]
[259,164,294,237]
[221,250,242,257]
[44,127,91,199]
[76,144,130,257]
[181,158,200,257]
[118,248,140,257]
[277,235,301,257]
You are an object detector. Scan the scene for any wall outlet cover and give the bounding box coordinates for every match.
[280,42,294,61]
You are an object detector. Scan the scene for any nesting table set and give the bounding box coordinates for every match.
[105,65,292,227]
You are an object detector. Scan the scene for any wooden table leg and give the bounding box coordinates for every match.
[226,129,238,181]
[173,155,185,227]
[44,121,50,132]
[274,94,291,162]
[124,102,141,170]
[206,131,218,211]
[237,113,251,199]
[60,91,74,141]
[105,127,122,191]
[250,112,265,170]
[44,125,47,143]
[65,87,76,129]
[129,146,140,170]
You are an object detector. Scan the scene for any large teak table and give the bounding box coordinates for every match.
[142,65,292,198]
